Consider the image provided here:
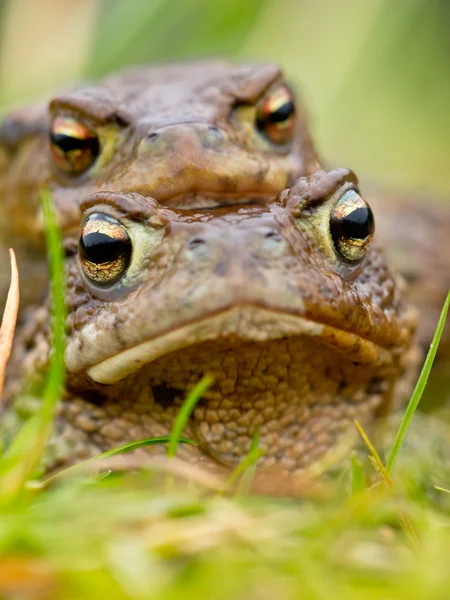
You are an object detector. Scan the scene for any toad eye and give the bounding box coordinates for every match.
[330,190,375,262]
[255,84,296,145]
[79,213,132,286]
[50,116,99,175]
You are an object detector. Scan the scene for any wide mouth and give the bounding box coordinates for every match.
[86,305,393,385]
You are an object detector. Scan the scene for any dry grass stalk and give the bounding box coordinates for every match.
[0,249,19,403]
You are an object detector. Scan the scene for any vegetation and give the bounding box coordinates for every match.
[0,2,449,598]
[0,188,447,599]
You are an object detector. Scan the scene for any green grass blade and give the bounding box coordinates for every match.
[234,432,263,495]
[44,435,198,484]
[386,291,450,475]
[0,188,66,500]
[355,420,419,548]
[167,375,213,458]
[39,187,67,424]
[101,436,198,459]
[227,431,264,489]
[354,420,393,488]
[350,453,366,496]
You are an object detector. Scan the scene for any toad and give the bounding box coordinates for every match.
[0,61,447,472]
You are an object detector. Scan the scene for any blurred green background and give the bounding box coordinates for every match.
[0,0,449,196]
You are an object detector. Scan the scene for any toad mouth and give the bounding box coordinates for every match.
[126,184,280,210]
[85,305,392,385]
[152,192,276,210]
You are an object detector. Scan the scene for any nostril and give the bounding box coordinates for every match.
[189,237,206,249]
[187,236,210,261]
[264,230,282,242]
[262,229,286,257]
[138,130,166,156]
[201,125,226,148]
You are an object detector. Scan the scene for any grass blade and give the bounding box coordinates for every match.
[101,436,198,459]
[354,420,419,548]
[39,188,66,425]
[386,291,450,475]
[167,375,213,458]
[234,432,263,495]
[0,189,66,501]
[350,453,366,496]
[0,249,19,403]
[44,435,198,484]
[227,431,264,490]
[354,420,393,488]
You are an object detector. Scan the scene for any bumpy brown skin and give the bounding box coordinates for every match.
[0,62,317,233]
[1,62,448,338]
[0,61,318,308]
[8,169,418,471]
[0,60,447,472]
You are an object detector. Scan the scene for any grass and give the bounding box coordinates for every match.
[0,190,66,505]
[166,375,213,459]
[386,292,450,475]
[0,197,449,599]
[0,4,448,597]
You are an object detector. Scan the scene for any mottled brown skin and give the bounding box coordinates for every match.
[0,61,318,308]
[0,62,317,236]
[6,169,418,471]
[0,61,448,472]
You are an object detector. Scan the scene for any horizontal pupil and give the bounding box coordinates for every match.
[81,231,127,265]
[51,132,98,153]
[265,100,294,124]
[340,206,373,239]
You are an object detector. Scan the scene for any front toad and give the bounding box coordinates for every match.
[9,169,418,472]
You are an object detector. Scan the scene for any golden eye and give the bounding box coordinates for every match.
[330,190,375,261]
[50,116,99,175]
[255,84,296,145]
[79,214,131,286]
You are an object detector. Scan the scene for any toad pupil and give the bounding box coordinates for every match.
[50,116,100,174]
[80,231,126,265]
[265,99,294,125]
[339,206,374,240]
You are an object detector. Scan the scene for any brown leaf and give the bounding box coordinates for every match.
[0,248,20,403]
